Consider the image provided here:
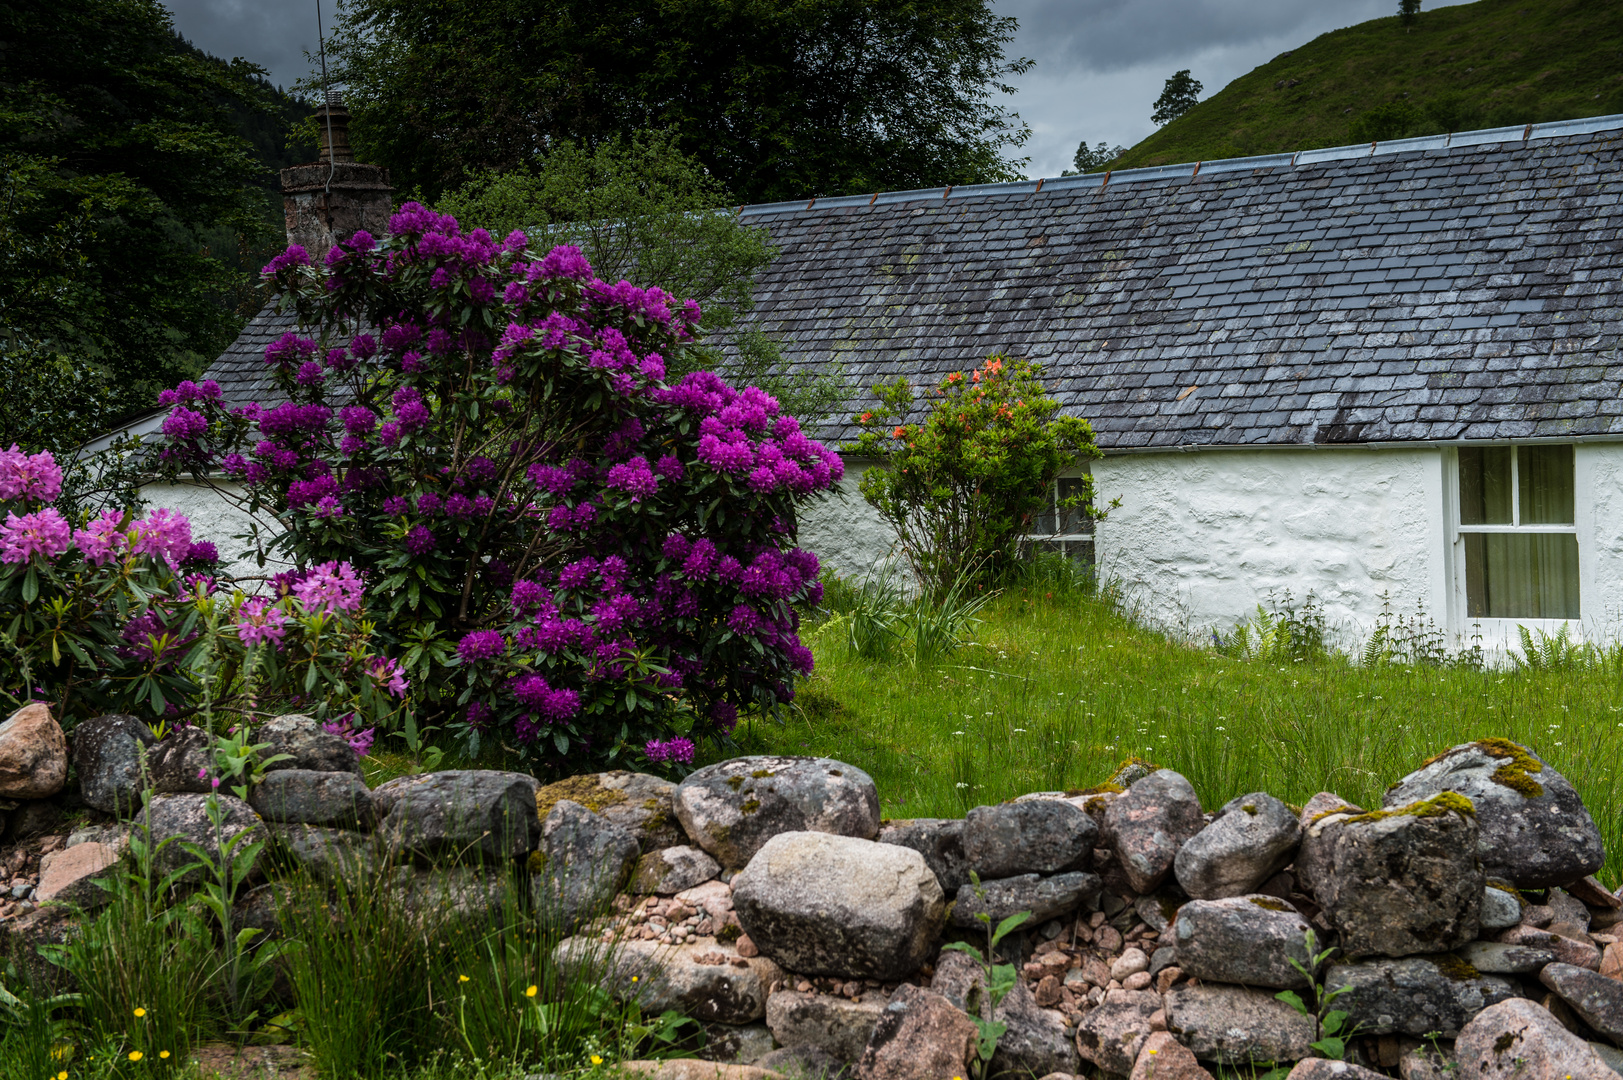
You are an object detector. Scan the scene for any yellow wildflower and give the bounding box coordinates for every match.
[133,1008,147,1018]
[525,985,538,998]
[159,1052,170,1060]
[128,1051,143,1062]
[459,975,470,983]
[591,1055,604,1066]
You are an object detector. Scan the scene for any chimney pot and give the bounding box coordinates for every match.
[315,94,354,165]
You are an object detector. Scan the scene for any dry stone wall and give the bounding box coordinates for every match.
[549,744,1623,1080]
[4,702,1623,1080]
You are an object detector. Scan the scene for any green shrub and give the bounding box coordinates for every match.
[848,355,1104,593]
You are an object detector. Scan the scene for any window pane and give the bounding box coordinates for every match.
[1033,483,1057,535]
[1519,445,1575,524]
[1057,476,1094,534]
[1465,532,1580,619]
[1459,446,1512,524]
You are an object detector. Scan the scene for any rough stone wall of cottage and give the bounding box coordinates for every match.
[1091,448,1448,646]
[140,481,288,583]
[1576,443,1623,641]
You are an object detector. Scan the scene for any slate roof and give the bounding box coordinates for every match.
[739,116,1623,451]
[178,115,1623,455]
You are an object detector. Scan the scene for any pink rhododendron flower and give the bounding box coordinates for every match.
[235,597,288,647]
[292,560,364,616]
[0,507,72,563]
[367,656,409,698]
[0,445,63,503]
[129,508,192,568]
[74,510,128,566]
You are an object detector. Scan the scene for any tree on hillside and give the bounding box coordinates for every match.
[317,0,1033,205]
[434,131,848,426]
[1399,0,1423,28]
[1152,70,1204,126]
[0,0,283,443]
[1067,140,1128,174]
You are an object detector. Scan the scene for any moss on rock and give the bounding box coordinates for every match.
[535,773,629,823]
[1343,790,1476,827]
[1476,738,1545,799]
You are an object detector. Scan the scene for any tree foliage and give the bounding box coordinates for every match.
[317,0,1032,204]
[433,131,848,426]
[1068,140,1128,174]
[0,0,283,442]
[849,356,1103,593]
[1152,70,1204,127]
[1399,0,1423,28]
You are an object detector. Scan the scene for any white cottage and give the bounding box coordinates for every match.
[739,115,1623,650]
[102,111,1623,651]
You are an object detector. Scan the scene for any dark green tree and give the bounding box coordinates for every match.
[317,0,1032,204]
[1067,140,1128,174]
[1399,0,1423,27]
[1152,70,1204,126]
[0,0,281,443]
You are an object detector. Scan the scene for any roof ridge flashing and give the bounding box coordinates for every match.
[733,112,1623,217]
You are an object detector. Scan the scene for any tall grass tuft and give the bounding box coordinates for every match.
[277,836,633,1079]
[55,822,218,1070]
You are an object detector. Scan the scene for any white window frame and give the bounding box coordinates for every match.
[1021,468,1095,562]
[1445,444,1581,642]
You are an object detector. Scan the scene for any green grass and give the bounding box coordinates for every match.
[732,585,1623,885]
[1111,0,1623,170]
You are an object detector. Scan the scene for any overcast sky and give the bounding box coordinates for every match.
[163,0,1475,181]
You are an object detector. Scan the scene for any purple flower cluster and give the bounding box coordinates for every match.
[236,597,287,648]
[404,524,436,555]
[162,406,208,441]
[261,245,311,275]
[457,630,506,663]
[606,456,659,502]
[367,656,409,698]
[644,737,695,765]
[129,509,192,568]
[509,673,581,722]
[323,715,376,755]
[157,380,223,407]
[264,332,317,369]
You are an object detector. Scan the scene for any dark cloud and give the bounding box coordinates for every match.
[999,0,1374,74]
[162,0,320,92]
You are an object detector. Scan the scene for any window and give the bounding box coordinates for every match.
[1457,445,1578,620]
[1024,474,1094,563]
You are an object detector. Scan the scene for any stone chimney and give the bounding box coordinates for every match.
[281,91,392,261]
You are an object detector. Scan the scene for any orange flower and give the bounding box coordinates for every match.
[892,426,906,438]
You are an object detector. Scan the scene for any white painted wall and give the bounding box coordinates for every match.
[1577,443,1623,641]
[1090,447,1449,645]
[796,447,1456,646]
[139,481,289,585]
[796,461,903,581]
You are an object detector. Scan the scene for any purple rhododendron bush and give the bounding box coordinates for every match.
[161,204,839,773]
[0,445,406,731]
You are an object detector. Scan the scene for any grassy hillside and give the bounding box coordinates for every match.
[1112,0,1623,170]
